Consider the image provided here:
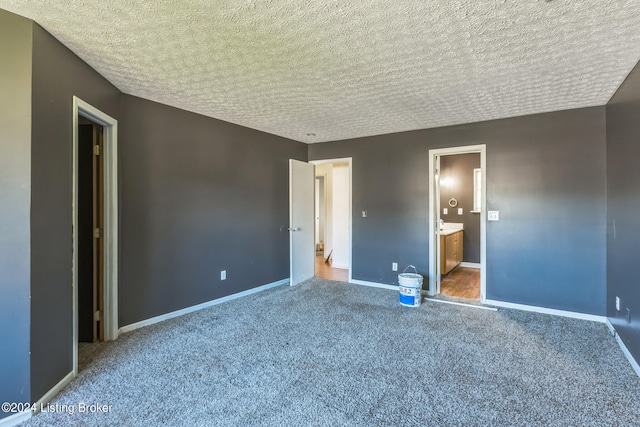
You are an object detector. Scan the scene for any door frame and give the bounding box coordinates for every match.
[428,145,486,302]
[72,96,118,374]
[309,158,352,282]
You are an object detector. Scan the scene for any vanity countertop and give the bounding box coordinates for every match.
[440,228,463,236]
[440,222,464,236]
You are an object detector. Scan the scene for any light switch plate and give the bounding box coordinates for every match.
[362,210,367,218]
[443,208,448,214]
[458,208,463,215]
[221,270,226,280]
[488,211,500,221]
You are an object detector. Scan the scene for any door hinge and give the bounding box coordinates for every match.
[94,310,102,322]
[94,145,102,156]
[94,227,103,238]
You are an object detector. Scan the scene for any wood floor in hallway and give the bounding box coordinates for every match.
[315,256,348,282]
[440,267,480,300]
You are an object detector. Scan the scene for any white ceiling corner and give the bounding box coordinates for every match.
[2,0,640,143]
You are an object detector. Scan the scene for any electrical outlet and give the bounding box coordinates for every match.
[458,208,463,215]
[616,296,620,311]
[443,208,448,214]
[221,270,226,280]
[392,263,398,271]
[362,210,367,218]
[626,308,631,323]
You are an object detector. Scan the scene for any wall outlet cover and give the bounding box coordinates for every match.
[221,270,226,280]
[616,296,621,311]
[362,210,367,217]
[392,262,398,271]
[458,208,463,215]
[443,208,448,214]
[488,211,500,221]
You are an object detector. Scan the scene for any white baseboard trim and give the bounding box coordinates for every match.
[484,299,606,323]
[459,262,481,269]
[0,411,31,427]
[606,319,640,378]
[119,278,289,334]
[424,298,497,311]
[350,279,397,291]
[34,370,75,413]
[330,261,349,270]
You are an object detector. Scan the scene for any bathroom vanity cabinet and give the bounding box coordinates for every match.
[440,230,463,275]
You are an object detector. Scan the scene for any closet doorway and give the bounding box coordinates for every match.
[72,96,119,375]
[77,118,105,343]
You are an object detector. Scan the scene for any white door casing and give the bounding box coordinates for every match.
[428,145,486,301]
[289,159,315,286]
[435,155,442,295]
[72,96,119,374]
[310,158,353,281]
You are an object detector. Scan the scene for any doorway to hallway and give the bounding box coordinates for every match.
[311,158,352,282]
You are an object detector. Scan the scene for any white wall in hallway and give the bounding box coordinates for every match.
[315,163,332,257]
[332,163,349,269]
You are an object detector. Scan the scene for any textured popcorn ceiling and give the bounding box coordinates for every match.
[2,1,640,143]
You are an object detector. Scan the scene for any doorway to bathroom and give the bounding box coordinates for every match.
[428,145,486,303]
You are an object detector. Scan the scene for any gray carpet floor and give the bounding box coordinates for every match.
[21,278,640,426]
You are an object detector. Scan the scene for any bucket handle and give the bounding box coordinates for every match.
[402,265,418,274]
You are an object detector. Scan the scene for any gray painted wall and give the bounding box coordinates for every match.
[0,10,32,419]
[119,95,307,326]
[309,107,607,315]
[30,24,121,401]
[607,60,640,363]
[1,8,627,411]
[439,153,481,263]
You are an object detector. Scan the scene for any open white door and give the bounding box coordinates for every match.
[289,159,315,286]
